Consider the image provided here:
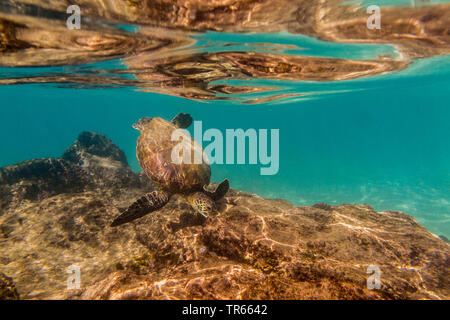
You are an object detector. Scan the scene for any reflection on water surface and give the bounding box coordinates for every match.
[1,0,449,103]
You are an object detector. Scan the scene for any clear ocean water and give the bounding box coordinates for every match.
[1,1,449,238]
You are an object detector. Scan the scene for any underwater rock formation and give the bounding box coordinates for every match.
[0,132,151,212]
[0,132,448,299]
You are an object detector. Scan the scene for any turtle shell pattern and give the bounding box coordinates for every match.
[136,117,211,194]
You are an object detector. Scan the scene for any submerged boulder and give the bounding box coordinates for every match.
[0,132,151,212]
[0,132,448,300]
[62,131,129,167]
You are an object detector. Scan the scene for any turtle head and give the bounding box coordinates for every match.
[132,117,152,131]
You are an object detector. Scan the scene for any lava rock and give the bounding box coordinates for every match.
[0,132,448,300]
[0,158,86,210]
[0,132,152,212]
[62,131,128,167]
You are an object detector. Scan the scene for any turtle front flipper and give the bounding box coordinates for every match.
[187,192,216,217]
[111,190,170,226]
[171,112,193,129]
[203,179,230,201]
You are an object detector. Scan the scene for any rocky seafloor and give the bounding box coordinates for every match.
[0,132,448,300]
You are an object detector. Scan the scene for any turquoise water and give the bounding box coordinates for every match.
[1,50,449,237]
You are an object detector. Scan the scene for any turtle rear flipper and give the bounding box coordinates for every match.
[187,192,216,217]
[111,190,170,227]
[171,112,193,129]
[204,179,229,201]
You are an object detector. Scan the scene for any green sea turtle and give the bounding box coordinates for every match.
[111,113,229,227]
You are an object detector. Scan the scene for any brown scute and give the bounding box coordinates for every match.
[136,117,210,194]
